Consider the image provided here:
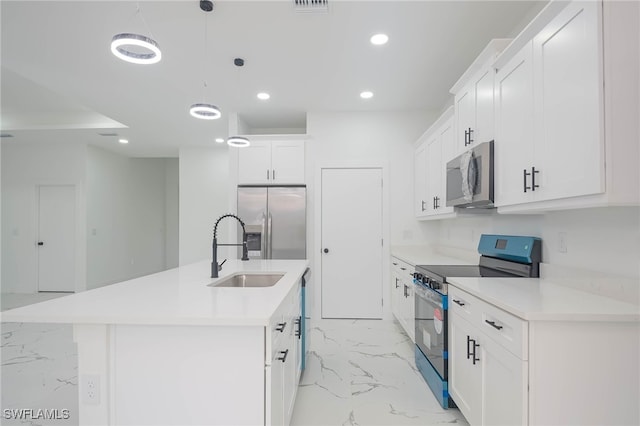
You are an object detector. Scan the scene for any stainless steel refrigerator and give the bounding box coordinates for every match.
[237,185,306,259]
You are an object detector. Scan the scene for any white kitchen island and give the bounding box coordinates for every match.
[1,259,309,426]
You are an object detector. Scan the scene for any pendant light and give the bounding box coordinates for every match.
[110,4,161,65]
[227,136,250,148]
[189,1,221,120]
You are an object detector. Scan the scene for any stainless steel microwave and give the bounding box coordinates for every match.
[445,140,494,208]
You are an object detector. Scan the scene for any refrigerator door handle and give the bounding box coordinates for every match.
[261,212,267,259]
[267,212,273,259]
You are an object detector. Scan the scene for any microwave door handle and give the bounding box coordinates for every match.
[460,151,475,202]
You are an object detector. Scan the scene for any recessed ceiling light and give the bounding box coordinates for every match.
[360,91,374,99]
[227,136,250,148]
[119,139,129,144]
[257,92,270,100]
[370,34,389,45]
[215,138,225,144]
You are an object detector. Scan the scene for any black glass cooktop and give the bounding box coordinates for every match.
[415,264,520,282]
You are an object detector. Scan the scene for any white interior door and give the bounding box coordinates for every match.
[38,185,75,292]
[321,168,383,319]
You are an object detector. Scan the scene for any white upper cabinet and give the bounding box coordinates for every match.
[238,140,305,185]
[531,1,603,202]
[451,39,511,156]
[414,141,429,216]
[495,1,603,209]
[494,42,535,207]
[493,0,639,212]
[414,107,456,219]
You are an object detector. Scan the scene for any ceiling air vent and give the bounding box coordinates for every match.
[294,0,328,14]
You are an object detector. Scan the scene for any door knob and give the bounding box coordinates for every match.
[323,248,329,254]
[37,242,44,246]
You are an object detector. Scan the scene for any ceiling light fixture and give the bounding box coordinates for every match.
[257,92,270,100]
[189,103,221,120]
[370,33,389,45]
[360,91,374,99]
[118,138,129,144]
[227,136,250,148]
[215,138,225,143]
[189,3,221,120]
[110,5,161,65]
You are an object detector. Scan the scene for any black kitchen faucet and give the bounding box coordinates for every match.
[211,214,250,278]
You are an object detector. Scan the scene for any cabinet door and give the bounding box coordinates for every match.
[474,68,496,145]
[238,141,272,184]
[436,119,455,215]
[391,265,402,323]
[283,306,298,423]
[494,42,535,207]
[271,141,305,184]
[426,137,441,215]
[414,142,428,217]
[480,335,527,426]
[532,0,604,202]
[455,86,475,155]
[449,314,482,426]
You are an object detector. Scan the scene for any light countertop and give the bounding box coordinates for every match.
[1,259,309,327]
[448,277,640,322]
[391,245,477,266]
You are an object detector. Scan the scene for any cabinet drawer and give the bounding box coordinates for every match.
[391,257,414,277]
[449,286,528,360]
[449,286,480,324]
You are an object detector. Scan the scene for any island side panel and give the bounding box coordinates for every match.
[528,320,640,426]
[112,324,265,426]
[74,324,112,425]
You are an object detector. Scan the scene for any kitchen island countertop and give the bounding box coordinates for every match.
[1,259,309,326]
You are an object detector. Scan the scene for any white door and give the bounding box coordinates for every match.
[38,185,75,292]
[321,168,383,319]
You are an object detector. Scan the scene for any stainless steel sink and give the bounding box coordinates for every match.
[208,273,284,288]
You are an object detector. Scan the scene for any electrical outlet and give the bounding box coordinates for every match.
[558,232,568,253]
[82,374,100,405]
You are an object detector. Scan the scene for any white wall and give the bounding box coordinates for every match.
[1,141,87,293]
[164,159,179,269]
[306,110,441,320]
[423,207,640,278]
[86,146,178,289]
[178,148,231,266]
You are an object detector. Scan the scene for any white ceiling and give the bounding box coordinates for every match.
[1,0,545,157]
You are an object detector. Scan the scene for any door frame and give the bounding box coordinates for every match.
[35,183,86,293]
[314,161,391,320]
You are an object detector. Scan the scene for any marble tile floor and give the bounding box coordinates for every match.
[2,293,467,426]
[291,319,468,426]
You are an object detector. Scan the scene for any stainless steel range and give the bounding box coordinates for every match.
[413,234,542,408]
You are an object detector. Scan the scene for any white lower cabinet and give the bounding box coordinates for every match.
[449,284,639,426]
[449,286,528,426]
[390,257,415,342]
[267,282,301,426]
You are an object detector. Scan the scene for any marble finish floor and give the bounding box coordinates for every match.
[2,293,467,425]
[291,319,468,426]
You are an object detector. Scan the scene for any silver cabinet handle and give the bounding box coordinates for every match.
[267,169,270,180]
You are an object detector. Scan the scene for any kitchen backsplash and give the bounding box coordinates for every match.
[423,206,640,279]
